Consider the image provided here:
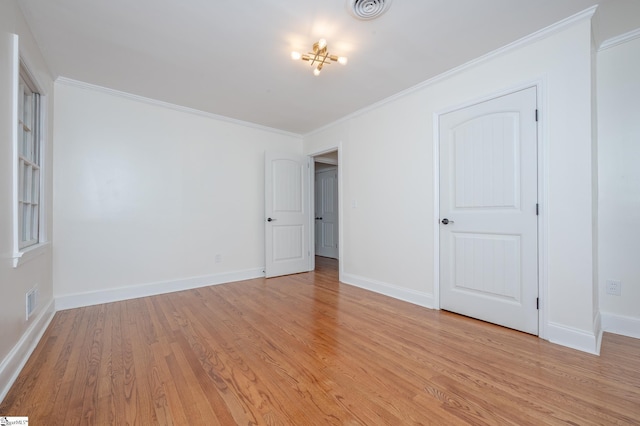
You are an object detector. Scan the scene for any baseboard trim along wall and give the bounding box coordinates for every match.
[546,320,602,355]
[343,273,608,355]
[0,299,55,403]
[7,268,634,405]
[340,273,435,309]
[55,268,265,311]
[601,312,640,340]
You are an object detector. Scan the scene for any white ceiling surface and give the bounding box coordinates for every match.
[18,0,640,135]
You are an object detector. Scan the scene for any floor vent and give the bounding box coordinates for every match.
[26,287,38,320]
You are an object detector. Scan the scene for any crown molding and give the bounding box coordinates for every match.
[55,77,303,139]
[599,28,640,51]
[305,5,597,137]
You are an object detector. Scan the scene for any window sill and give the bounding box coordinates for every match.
[13,241,50,268]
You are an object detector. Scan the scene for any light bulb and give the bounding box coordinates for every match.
[291,51,301,60]
[337,56,348,65]
[318,38,327,49]
[313,67,321,76]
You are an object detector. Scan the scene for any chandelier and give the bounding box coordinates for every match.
[291,39,348,76]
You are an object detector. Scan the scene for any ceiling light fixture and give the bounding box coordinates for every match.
[291,39,347,76]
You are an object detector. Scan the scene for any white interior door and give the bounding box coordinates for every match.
[315,168,339,259]
[439,87,538,335]
[265,152,311,278]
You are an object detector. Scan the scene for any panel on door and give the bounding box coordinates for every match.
[265,152,311,278]
[439,87,538,335]
[315,168,339,259]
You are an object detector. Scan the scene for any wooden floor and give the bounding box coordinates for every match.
[2,257,639,425]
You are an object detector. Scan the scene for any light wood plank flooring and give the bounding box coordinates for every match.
[2,257,639,425]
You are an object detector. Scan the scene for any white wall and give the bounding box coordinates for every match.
[1,3,633,406]
[305,18,599,352]
[0,0,55,400]
[597,34,640,337]
[53,82,302,308]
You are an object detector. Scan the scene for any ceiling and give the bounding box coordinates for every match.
[18,0,640,135]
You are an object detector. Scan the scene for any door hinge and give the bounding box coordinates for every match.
[536,298,539,310]
[535,109,539,122]
[536,203,539,216]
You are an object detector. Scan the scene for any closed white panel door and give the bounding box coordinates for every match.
[315,168,339,259]
[265,152,311,278]
[439,87,538,335]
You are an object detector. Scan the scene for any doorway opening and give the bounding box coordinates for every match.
[313,150,339,269]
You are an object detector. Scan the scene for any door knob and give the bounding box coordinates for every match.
[267,218,276,222]
[441,218,454,225]
[315,217,323,220]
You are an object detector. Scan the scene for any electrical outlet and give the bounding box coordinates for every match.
[606,279,622,296]
[215,254,222,264]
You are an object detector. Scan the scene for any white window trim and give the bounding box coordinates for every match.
[12,241,50,268]
[12,53,48,268]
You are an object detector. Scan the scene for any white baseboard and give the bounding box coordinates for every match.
[0,299,55,403]
[55,268,265,311]
[546,320,601,355]
[601,312,640,339]
[340,273,435,309]
[342,273,611,355]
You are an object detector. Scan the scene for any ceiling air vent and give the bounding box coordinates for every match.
[347,0,392,20]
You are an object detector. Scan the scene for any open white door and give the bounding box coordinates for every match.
[439,87,539,335]
[265,152,311,278]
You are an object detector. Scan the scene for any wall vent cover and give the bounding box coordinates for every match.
[347,0,392,20]
[26,287,38,320]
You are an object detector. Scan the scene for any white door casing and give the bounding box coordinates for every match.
[265,151,311,278]
[315,168,339,259]
[439,87,539,335]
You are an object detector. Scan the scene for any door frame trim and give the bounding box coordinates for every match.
[307,144,343,279]
[432,79,548,339]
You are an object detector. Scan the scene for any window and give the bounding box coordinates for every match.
[17,65,42,250]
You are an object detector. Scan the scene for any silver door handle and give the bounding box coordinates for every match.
[267,218,276,222]
[441,218,454,225]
